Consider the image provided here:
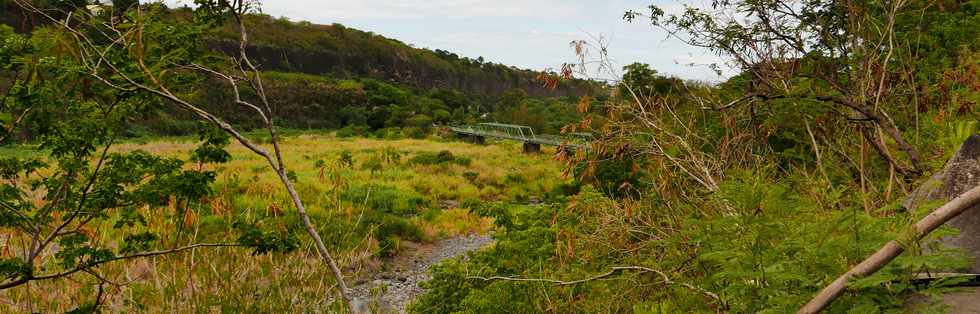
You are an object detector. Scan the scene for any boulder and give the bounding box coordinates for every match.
[905,134,980,271]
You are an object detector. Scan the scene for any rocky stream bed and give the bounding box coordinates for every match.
[348,233,493,313]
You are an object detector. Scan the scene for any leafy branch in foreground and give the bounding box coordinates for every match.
[0,21,239,305]
[9,0,354,309]
[629,0,925,176]
[801,184,980,312]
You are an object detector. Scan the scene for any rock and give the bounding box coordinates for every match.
[351,297,371,314]
[905,134,980,271]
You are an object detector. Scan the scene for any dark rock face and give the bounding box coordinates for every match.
[905,134,980,271]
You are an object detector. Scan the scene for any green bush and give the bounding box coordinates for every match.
[403,126,429,139]
[411,203,560,313]
[546,181,581,200]
[409,150,470,166]
[341,184,428,216]
[336,125,370,138]
[366,214,425,257]
[462,171,479,184]
[575,155,646,198]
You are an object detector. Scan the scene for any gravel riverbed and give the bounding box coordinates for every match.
[348,233,493,313]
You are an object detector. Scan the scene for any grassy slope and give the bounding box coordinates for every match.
[0,133,570,312]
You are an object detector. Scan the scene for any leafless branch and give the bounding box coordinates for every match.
[0,243,241,290]
[468,265,724,305]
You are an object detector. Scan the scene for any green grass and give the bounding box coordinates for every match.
[0,132,570,312]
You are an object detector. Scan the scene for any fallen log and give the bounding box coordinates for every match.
[801,134,980,313]
[799,184,980,312]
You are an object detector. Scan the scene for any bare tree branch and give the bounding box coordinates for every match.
[0,243,241,290]
[468,265,725,306]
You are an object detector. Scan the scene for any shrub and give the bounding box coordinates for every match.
[575,155,647,198]
[409,150,470,166]
[403,126,429,139]
[462,171,479,183]
[342,184,428,216]
[368,214,425,257]
[336,125,369,138]
[338,150,354,168]
[411,203,560,313]
[547,181,581,200]
[503,173,525,184]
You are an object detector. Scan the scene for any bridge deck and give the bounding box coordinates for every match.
[449,124,589,150]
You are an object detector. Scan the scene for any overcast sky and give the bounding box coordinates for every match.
[163,0,737,82]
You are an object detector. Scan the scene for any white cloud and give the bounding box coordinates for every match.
[227,0,587,20]
[160,0,738,81]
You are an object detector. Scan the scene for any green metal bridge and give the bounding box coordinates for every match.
[448,123,590,153]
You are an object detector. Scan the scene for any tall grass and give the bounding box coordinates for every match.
[0,133,570,312]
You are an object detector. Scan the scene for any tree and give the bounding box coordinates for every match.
[111,0,138,14]
[0,22,243,311]
[494,88,526,112]
[630,0,925,176]
[619,62,679,99]
[9,0,354,310]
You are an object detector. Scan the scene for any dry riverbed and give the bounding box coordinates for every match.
[349,234,493,313]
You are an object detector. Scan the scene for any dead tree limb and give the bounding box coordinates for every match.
[799,184,980,313]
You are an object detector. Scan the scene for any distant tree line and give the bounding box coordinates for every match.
[0,1,601,139]
[138,71,592,139]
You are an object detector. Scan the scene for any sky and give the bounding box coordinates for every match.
[162,0,737,82]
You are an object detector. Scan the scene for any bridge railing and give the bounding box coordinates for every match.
[449,123,592,149]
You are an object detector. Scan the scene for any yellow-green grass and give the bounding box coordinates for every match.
[0,133,569,312]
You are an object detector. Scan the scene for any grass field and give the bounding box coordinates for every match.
[0,132,571,312]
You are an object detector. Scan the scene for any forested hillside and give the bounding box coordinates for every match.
[206,12,597,98]
[0,1,596,137]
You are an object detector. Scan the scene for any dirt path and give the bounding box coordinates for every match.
[349,234,493,313]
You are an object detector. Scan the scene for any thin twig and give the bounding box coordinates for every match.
[467,265,724,304]
[0,243,240,290]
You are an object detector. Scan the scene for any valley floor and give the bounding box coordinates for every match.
[0,132,570,312]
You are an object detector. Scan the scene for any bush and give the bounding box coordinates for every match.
[410,150,470,166]
[336,125,369,138]
[380,127,404,140]
[367,214,425,257]
[547,181,581,200]
[338,150,354,168]
[342,184,428,216]
[411,203,560,313]
[575,156,646,198]
[462,171,479,183]
[403,126,429,139]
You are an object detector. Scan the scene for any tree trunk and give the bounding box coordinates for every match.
[799,184,980,313]
[875,113,922,173]
[861,126,911,176]
[276,168,353,311]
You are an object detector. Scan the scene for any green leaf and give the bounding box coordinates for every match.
[0,258,31,281]
[120,232,159,254]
